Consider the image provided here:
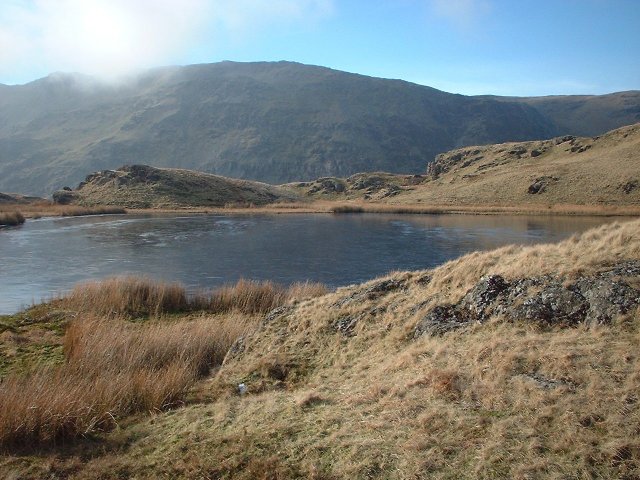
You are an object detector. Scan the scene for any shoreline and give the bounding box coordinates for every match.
[2,200,640,222]
[125,201,640,218]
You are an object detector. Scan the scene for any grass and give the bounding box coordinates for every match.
[0,211,25,226]
[0,313,255,448]
[67,276,328,317]
[0,202,125,220]
[0,276,328,449]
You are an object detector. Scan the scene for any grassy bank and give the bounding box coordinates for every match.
[0,203,126,220]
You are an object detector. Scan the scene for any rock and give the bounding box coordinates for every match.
[620,180,638,194]
[508,146,527,156]
[414,261,640,337]
[52,189,77,204]
[460,275,510,321]
[527,176,558,194]
[573,278,640,324]
[263,306,293,325]
[334,279,406,307]
[334,314,362,336]
[603,260,640,277]
[528,180,545,194]
[308,178,346,194]
[414,305,468,337]
[508,284,588,324]
[555,135,576,145]
[405,175,425,186]
[530,149,542,157]
[518,373,576,390]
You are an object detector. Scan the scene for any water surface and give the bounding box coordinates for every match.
[0,213,616,314]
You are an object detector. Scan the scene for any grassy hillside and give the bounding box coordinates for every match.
[1,219,639,478]
[294,123,640,212]
[4,62,639,196]
[59,164,300,208]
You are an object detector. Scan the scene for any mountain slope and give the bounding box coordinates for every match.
[1,61,638,196]
[491,91,640,136]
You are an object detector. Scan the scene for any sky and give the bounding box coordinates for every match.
[0,0,638,96]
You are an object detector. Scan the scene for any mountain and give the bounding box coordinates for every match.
[1,61,638,195]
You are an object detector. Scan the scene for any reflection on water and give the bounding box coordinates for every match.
[0,213,616,314]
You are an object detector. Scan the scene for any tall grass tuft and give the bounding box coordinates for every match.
[331,204,365,214]
[57,206,126,216]
[0,211,25,226]
[206,279,328,314]
[68,276,190,316]
[68,276,328,317]
[0,313,254,448]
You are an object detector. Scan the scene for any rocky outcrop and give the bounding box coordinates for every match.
[52,189,77,204]
[58,164,300,208]
[425,134,599,181]
[527,176,559,194]
[415,262,640,337]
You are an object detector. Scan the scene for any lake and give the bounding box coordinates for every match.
[0,213,616,314]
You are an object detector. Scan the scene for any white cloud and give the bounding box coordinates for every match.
[429,0,491,28]
[0,0,333,82]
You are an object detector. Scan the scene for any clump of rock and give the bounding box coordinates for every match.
[415,261,640,337]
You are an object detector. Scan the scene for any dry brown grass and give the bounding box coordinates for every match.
[67,276,190,316]
[0,276,327,449]
[68,276,327,317]
[0,211,25,226]
[0,313,256,448]
[0,202,125,219]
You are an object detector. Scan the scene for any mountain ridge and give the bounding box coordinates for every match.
[1,61,638,195]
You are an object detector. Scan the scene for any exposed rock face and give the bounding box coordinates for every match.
[527,176,559,194]
[302,173,403,199]
[414,262,640,337]
[621,180,638,194]
[52,189,77,204]
[334,278,406,308]
[307,178,347,194]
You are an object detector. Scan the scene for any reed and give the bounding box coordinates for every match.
[68,276,328,317]
[0,313,255,448]
[0,211,25,226]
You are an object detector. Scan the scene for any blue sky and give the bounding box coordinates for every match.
[1,0,638,96]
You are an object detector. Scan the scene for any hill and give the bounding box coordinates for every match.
[55,164,299,208]
[1,219,639,478]
[294,123,640,211]
[2,61,638,196]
